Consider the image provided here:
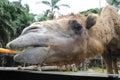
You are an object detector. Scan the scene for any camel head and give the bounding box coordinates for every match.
[6,13,103,65]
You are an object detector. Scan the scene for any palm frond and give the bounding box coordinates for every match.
[51,0,60,6]
[54,5,59,10]
[59,4,70,8]
[41,1,51,7]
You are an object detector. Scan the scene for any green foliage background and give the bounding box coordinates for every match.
[0,0,35,47]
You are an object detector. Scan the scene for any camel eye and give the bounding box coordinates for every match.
[69,20,83,34]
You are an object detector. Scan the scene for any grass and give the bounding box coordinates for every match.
[89,67,120,73]
[90,67,106,73]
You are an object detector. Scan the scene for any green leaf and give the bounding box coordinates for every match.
[54,5,59,10]
[41,1,51,7]
[59,4,70,8]
[51,0,60,6]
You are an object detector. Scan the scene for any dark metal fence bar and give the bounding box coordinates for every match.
[0,70,120,80]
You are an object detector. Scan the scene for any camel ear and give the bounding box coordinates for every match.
[86,13,98,29]
[69,20,83,34]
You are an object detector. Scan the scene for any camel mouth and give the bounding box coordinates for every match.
[8,43,49,53]
[23,44,48,50]
[19,44,50,55]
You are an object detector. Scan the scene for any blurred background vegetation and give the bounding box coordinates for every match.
[0,0,36,47]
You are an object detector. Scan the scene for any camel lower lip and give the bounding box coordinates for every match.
[14,47,51,64]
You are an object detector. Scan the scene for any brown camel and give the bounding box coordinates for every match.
[6,5,120,74]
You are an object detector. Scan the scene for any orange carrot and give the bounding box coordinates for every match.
[0,48,20,54]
